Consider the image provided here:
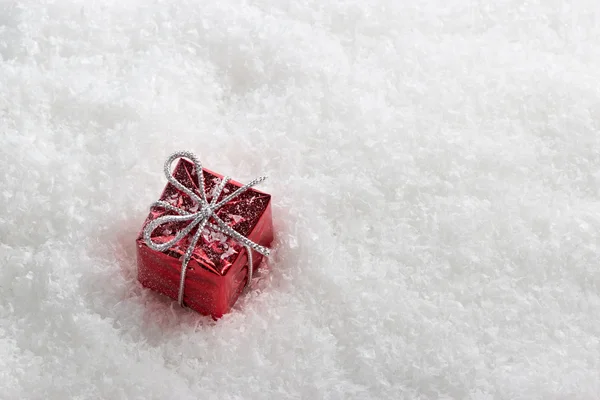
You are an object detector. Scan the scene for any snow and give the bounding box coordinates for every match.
[1,0,600,398]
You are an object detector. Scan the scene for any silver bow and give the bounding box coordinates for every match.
[143,151,271,307]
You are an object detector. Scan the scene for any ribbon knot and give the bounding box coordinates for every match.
[143,151,270,307]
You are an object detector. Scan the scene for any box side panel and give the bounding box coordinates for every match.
[223,198,274,312]
[136,239,227,317]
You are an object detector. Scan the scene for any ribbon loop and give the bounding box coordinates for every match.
[143,152,270,307]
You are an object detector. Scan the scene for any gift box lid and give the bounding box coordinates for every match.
[138,158,271,276]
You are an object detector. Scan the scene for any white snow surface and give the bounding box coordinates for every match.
[1,1,600,399]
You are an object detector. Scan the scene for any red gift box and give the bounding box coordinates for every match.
[136,153,273,318]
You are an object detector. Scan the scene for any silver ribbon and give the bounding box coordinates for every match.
[143,151,271,307]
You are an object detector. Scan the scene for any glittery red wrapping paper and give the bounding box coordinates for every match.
[136,158,273,318]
